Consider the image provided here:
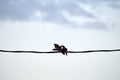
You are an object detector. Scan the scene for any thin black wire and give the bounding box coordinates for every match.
[0,49,120,54]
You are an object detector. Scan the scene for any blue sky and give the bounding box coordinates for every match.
[0,0,120,80]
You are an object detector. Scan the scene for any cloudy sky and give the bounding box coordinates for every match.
[0,0,120,80]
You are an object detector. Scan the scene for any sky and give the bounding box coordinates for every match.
[0,0,120,80]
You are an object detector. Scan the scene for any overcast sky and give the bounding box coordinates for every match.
[0,0,120,80]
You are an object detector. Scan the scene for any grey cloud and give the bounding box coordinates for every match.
[0,0,95,23]
[1,0,117,31]
[82,21,109,30]
[0,0,40,20]
[107,1,120,9]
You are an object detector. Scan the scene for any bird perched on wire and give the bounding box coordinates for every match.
[53,44,68,56]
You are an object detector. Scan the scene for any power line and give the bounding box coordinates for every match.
[68,49,120,53]
[0,49,120,54]
[0,50,56,53]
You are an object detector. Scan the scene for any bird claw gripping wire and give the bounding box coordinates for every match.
[53,44,68,56]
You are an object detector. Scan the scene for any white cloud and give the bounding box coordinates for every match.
[34,11,43,17]
[31,10,46,21]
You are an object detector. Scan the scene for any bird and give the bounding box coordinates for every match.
[60,45,68,56]
[53,44,61,50]
[53,43,68,56]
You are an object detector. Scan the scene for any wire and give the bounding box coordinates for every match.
[0,49,120,54]
[0,50,56,53]
[68,49,120,53]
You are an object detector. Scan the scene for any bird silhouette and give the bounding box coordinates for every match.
[53,44,61,50]
[60,45,68,56]
[53,44,68,56]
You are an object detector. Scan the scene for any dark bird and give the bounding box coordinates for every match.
[60,45,68,56]
[53,43,68,56]
[53,44,61,50]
